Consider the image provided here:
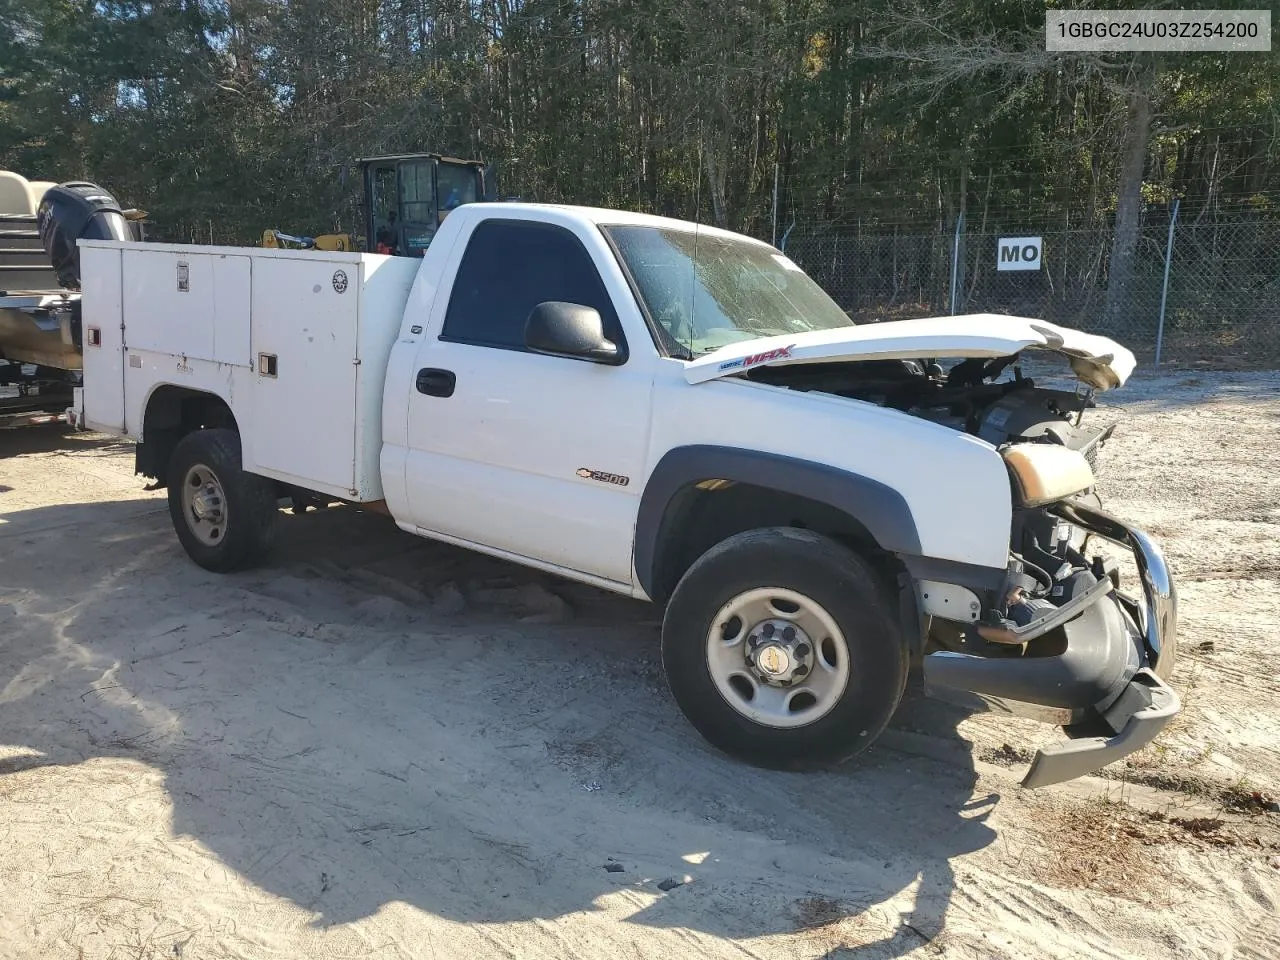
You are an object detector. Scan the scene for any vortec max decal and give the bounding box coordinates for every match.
[746,345,795,366]
[718,345,795,372]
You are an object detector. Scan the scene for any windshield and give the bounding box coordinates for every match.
[603,224,855,356]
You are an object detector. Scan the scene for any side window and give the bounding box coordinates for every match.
[436,163,478,224]
[441,219,624,353]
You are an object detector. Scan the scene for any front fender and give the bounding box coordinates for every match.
[633,444,922,599]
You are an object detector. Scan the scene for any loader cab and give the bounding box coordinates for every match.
[362,154,490,258]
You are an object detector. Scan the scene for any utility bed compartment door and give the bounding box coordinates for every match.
[79,245,126,432]
[120,249,251,365]
[245,256,359,496]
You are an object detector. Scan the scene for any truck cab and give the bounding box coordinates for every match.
[73,202,1179,792]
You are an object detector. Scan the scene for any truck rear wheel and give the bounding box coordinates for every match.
[167,428,278,572]
[661,527,907,769]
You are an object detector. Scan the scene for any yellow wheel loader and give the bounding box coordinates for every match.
[262,153,494,258]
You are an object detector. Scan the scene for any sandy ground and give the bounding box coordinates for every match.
[1,370,1278,960]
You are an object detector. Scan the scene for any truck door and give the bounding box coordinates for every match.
[401,214,653,587]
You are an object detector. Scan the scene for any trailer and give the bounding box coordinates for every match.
[0,171,141,430]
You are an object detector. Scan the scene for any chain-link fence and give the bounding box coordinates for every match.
[782,212,1280,366]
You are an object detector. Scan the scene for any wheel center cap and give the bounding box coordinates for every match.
[756,644,791,677]
[745,618,814,686]
[191,488,219,521]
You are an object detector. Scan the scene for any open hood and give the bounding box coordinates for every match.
[683,313,1136,391]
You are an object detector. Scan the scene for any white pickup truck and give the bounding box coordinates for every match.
[72,202,1178,788]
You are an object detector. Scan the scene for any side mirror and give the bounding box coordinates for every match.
[524,301,622,364]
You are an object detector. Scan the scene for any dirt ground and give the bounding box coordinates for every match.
[1,369,1278,960]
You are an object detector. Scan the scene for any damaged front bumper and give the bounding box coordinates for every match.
[922,499,1180,788]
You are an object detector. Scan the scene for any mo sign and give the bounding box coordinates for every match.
[996,236,1043,272]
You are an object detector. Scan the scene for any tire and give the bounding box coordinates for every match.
[661,526,907,769]
[167,428,278,572]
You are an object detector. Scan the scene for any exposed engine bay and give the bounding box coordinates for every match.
[744,354,1114,467]
[746,354,1130,662]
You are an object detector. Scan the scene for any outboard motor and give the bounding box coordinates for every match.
[36,181,133,290]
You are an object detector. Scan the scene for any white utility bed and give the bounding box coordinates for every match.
[78,240,420,501]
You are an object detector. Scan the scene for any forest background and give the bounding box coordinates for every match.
[4,1,1278,360]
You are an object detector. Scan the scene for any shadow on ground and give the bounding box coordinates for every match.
[0,421,133,458]
[0,488,997,954]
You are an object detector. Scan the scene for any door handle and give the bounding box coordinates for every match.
[416,368,456,397]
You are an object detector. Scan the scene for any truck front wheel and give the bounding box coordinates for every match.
[167,428,278,572]
[661,527,907,769]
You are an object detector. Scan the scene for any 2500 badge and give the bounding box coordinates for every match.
[576,468,630,487]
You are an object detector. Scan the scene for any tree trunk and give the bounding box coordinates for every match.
[1103,70,1153,332]
[704,139,729,228]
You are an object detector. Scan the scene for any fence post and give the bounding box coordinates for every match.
[950,211,964,315]
[1155,198,1179,366]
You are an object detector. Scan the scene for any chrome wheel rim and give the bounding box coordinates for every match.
[182,463,227,546]
[705,587,850,729]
